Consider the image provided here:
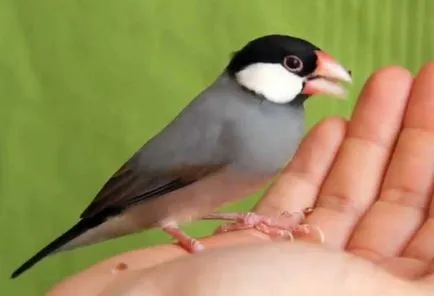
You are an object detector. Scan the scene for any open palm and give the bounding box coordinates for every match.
[48,63,434,295]
[257,62,434,283]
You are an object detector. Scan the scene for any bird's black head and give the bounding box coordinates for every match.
[226,34,352,104]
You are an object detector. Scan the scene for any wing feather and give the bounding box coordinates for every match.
[80,126,231,219]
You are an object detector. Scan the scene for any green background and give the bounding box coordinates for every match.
[1,0,433,294]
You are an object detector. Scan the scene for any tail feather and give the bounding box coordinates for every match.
[11,217,105,279]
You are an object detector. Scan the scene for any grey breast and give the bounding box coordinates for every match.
[201,73,306,174]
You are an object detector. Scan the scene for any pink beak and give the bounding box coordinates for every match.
[302,50,352,98]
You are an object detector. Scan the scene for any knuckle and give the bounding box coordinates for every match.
[381,186,428,210]
[318,193,365,216]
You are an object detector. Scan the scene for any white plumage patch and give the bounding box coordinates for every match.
[235,63,304,104]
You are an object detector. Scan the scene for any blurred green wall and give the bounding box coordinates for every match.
[1,0,433,294]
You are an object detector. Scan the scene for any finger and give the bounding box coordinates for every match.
[378,257,429,280]
[404,207,434,262]
[348,62,434,264]
[254,117,346,217]
[402,64,434,264]
[421,261,434,283]
[305,66,414,248]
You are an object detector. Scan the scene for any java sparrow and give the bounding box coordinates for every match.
[11,34,352,278]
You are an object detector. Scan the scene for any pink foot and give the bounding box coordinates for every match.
[216,220,295,240]
[203,209,324,243]
[162,223,204,253]
[203,210,304,236]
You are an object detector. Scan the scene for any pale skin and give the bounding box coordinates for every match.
[47,62,434,296]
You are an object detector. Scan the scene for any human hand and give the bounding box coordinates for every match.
[47,62,434,295]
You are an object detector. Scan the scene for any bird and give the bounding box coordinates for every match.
[11,34,352,279]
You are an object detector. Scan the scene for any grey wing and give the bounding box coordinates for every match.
[79,108,231,219]
[78,163,185,218]
[79,160,226,219]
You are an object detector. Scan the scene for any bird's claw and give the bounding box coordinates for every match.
[292,223,325,244]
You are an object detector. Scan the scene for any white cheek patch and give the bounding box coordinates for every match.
[235,63,304,104]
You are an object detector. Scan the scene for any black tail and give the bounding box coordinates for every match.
[10,217,105,279]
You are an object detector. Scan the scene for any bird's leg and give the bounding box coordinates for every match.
[162,223,204,253]
[202,208,324,242]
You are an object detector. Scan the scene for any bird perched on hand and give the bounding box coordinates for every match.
[11,34,352,278]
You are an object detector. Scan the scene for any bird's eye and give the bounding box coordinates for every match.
[283,55,303,72]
